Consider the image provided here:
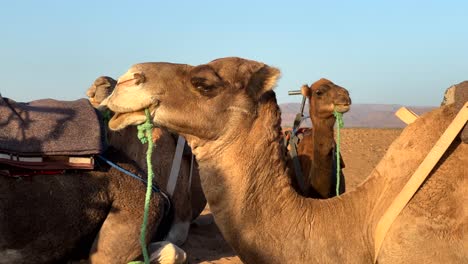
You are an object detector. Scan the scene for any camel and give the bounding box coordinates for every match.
[0,148,185,263]
[87,76,206,245]
[0,99,186,263]
[103,57,467,263]
[293,79,350,198]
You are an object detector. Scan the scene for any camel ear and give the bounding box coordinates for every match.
[310,78,332,91]
[207,57,280,98]
[301,84,311,97]
[247,65,281,98]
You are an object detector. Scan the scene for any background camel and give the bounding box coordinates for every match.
[0,146,182,263]
[87,76,207,246]
[104,57,466,263]
[293,79,350,198]
[0,92,189,263]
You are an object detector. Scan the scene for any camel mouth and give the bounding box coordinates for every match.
[334,104,351,113]
[107,101,160,131]
[108,111,145,130]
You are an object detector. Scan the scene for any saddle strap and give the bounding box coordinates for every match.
[287,132,307,195]
[373,102,468,262]
[166,136,186,196]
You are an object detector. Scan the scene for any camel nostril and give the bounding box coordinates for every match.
[337,96,352,105]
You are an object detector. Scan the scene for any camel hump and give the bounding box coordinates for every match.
[442,81,468,143]
[0,95,107,169]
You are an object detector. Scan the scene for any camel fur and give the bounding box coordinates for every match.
[103,57,467,264]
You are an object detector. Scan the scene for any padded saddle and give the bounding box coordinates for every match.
[0,96,107,174]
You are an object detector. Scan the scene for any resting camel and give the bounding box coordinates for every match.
[293,79,350,198]
[103,57,467,263]
[0,100,186,263]
[0,147,184,264]
[87,76,206,245]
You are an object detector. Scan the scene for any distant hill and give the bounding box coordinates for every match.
[280,103,436,128]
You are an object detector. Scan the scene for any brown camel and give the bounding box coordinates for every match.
[0,148,185,263]
[0,99,186,263]
[293,79,350,198]
[104,57,467,263]
[87,76,206,245]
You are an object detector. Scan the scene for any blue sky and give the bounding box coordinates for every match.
[1,0,467,106]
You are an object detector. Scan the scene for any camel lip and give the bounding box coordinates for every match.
[334,103,351,113]
[109,110,145,126]
[108,100,160,129]
[110,99,160,115]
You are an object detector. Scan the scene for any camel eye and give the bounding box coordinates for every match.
[197,85,215,92]
[191,77,216,93]
[315,89,323,96]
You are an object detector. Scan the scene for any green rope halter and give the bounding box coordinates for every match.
[333,109,344,196]
[102,109,112,126]
[129,109,154,264]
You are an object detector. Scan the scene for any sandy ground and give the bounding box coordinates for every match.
[181,128,403,264]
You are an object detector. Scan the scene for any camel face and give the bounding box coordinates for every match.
[301,78,351,119]
[86,76,116,107]
[105,57,280,140]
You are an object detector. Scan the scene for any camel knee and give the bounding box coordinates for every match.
[149,241,187,264]
[165,221,190,246]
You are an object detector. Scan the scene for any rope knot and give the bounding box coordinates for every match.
[102,109,112,125]
[137,109,154,144]
[333,110,344,129]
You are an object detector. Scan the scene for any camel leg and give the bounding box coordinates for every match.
[149,241,187,264]
[166,163,194,246]
[165,218,191,246]
[88,203,162,264]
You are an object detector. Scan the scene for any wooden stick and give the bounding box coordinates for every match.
[395,107,419,125]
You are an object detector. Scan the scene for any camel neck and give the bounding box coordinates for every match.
[306,116,337,197]
[311,117,335,168]
[311,116,336,154]
[194,95,370,263]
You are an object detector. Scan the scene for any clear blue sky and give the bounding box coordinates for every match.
[1,0,467,106]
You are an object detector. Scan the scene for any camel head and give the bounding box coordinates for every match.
[103,57,280,142]
[86,76,117,107]
[301,78,351,120]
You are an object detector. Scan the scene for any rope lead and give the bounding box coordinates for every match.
[333,110,344,196]
[129,108,154,264]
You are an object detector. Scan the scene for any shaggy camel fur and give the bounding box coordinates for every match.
[295,79,350,198]
[87,76,206,245]
[104,57,467,264]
